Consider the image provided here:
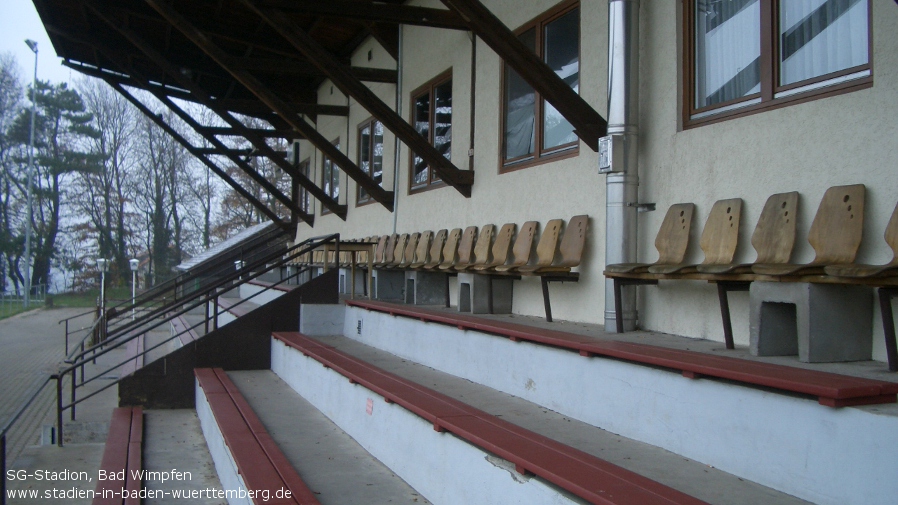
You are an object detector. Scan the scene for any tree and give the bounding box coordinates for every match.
[0,52,22,293]
[72,77,139,285]
[7,81,102,294]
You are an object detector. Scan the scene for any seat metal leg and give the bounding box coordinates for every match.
[541,277,552,322]
[716,282,751,350]
[614,278,624,333]
[878,287,898,372]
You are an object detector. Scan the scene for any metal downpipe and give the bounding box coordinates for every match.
[604,0,640,332]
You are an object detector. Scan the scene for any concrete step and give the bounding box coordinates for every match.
[273,332,807,505]
[340,303,898,505]
[221,369,431,505]
[142,409,226,504]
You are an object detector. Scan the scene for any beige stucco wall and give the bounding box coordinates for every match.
[637,0,898,361]
[293,0,897,363]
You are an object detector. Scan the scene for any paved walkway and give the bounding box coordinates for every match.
[0,307,90,467]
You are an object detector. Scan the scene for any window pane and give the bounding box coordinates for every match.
[504,28,536,161]
[432,80,452,182]
[543,9,579,150]
[299,160,310,213]
[694,0,761,108]
[358,124,371,201]
[372,121,384,186]
[332,143,340,200]
[779,0,868,86]
[412,92,430,187]
[323,159,332,198]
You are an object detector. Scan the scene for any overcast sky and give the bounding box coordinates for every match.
[1,1,78,85]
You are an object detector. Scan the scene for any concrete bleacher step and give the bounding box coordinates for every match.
[339,302,898,505]
[271,332,808,505]
[223,370,431,504]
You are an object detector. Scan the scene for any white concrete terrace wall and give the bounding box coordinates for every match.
[195,378,253,505]
[636,0,898,359]
[271,336,585,505]
[344,305,898,505]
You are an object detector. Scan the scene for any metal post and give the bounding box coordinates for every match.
[70,368,76,421]
[603,0,641,332]
[2,433,7,505]
[23,40,38,309]
[55,375,63,447]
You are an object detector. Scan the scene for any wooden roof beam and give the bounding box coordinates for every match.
[229,57,398,83]
[259,0,469,30]
[242,0,474,197]
[81,0,348,219]
[144,0,395,212]
[440,0,606,151]
[109,81,295,230]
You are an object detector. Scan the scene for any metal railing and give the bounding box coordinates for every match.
[0,284,47,318]
[52,233,340,447]
[1,373,54,505]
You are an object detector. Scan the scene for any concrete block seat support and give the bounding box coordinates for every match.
[93,407,143,505]
[273,332,709,505]
[194,368,320,505]
[345,299,898,407]
[750,282,873,362]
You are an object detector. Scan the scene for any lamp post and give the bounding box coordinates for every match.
[23,39,38,308]
[129,259,139,320]
[96,258,108,316]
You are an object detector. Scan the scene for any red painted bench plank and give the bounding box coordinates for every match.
[274,332,708,505]
[345,299,898,406]
[195,368,321,505]
[93,407,142,505]
[172,315,200,346]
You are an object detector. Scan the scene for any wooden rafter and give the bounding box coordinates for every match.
[440,0,607,151]
[109,81,294,230]
[79,0,350,219]
[241,0,475,197]
[143,0,396,211]
[258,0,469,30]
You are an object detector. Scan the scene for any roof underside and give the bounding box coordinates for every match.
[34,0,405,121]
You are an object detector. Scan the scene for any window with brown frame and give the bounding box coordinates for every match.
[501,1,580,171]
[298,158,311,214]
[357,118,384,205]
[409,71,451,193]
[685,0,871,126]
[321,138,340,215]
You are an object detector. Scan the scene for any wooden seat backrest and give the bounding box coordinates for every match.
[556,215,589,267]
[885,202,898,265]
[507,221,539,267]
[400,233,420,267]
[471,224,496,266]
[533,219,564,267]
[438,228,463,267]
[456,226,479,266]
[374,235,389,264]
[413,230,434,266]
[426,229,448,267]
[383,234,398,264]
[490,223,517,266]
[699,199,742,265]
[808,184,865,264]
[655,203,695,265]
[751,192,799,264]
[392,234,409,266]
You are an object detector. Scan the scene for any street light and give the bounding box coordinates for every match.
[129,259,139,320]
[23,39,38,308]
[96,257,108,315]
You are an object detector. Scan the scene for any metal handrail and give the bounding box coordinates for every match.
[1,373,54,505]
[53,234,340,446]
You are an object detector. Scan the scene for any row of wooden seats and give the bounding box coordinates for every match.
[604,184,898,371]
[275,331,708,504]
[93,407,142,505]
[363,216,588,320]
[195,368,320,505]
